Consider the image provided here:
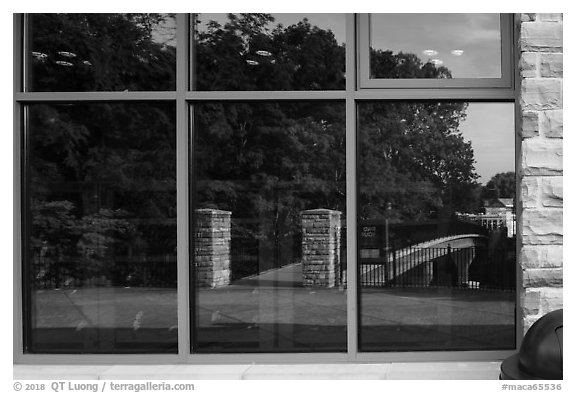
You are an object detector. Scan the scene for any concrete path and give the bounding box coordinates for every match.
[28,261,515,357]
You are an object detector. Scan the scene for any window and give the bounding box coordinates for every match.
[192,101,346,353]
[27,14,177,92]
[357,101,516,352]
[14,13,517,362]
[193,13,346,91]
[24,103,177,353]
[357,14,513,88]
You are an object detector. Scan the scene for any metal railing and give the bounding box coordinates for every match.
[358,245,515,291]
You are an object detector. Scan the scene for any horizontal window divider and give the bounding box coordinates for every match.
[16,350,517,364]
[360,79,513,89]
[354,88,516,101]
[15,91,178,102]
[185,353,352,364]
[15,354,186,365]
[185,90,347,101]
[356,350,518,363]
[15,89,516,102]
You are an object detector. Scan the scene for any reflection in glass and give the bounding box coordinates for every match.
[28,14,176,92]
[369,14,501,79]
[194,13,345,91]
[25,103,177,353]
[358,102,516,351]
[193,102,347,352]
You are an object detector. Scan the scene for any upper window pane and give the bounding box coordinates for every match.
[369,14,501,79]
[27,14,176,92]
[194,13,345,91]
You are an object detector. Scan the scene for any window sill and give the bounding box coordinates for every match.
[14,361,502,380]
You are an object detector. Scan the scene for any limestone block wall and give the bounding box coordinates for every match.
[194,209,232,288]
[518,13,563,332]
[301,209,342,287]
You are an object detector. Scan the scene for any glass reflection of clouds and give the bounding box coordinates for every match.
[370,14,501,79]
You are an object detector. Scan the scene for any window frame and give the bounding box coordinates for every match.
[13,13,520,365]
[357,13,514,90]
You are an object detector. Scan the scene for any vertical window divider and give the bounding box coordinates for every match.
[345,13,358,360]
[356,14,370,90]
[176,13,191,361]
[500,14,515,90]
[13,13,25,363]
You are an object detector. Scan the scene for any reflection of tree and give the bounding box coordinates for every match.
[359,106,479,222]
[29,13,178,288]
[195,102,345,268]
[363,48,480,224]
[29,102,176,287]
[29,13,484,280]
[194,14,347,269]
[482,171,516,200]
[195,13,345,90]
[370,49,453,79]
[194,14,481,269]
[30,13,176,91]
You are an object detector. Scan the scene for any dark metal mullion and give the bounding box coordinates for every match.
[14,91,178,102]
[13,13,24,362]
[175,13,191,361]
[187,12,199,356]
[345,13,359,360]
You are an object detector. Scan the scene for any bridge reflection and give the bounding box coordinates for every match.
[358,233,515,290]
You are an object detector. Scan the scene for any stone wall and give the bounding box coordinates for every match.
[301,209,342,287]
[194,209,232,288]
[518,13,563,332]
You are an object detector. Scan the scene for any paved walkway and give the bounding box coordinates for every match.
[30,261,515,353]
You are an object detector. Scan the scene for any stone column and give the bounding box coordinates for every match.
[301,209,341,287]
[194,209,232,288]
[518,13,563,332]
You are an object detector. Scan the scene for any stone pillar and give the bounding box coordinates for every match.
[301,209,341,287]
[518,13,563,333]
[194,209,231,288]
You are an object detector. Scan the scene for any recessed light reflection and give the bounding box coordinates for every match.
[451,49,464,56]
[422,49,438,57]
[430,59,443,66]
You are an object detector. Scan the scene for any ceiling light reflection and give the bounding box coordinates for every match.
[422,49,438,57]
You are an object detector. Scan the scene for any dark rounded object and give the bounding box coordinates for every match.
[500,309,563,380]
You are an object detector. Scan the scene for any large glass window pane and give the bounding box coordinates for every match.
[369,14,501,79]
[358,102,516,351]
[25,103,177,353]
[28,14,176,92]
[194,13,345,91]
[192,101,346,352]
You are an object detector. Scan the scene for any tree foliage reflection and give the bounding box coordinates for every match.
[29,13,176,91]
[28,13,502,284]
[29,103,176,288]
